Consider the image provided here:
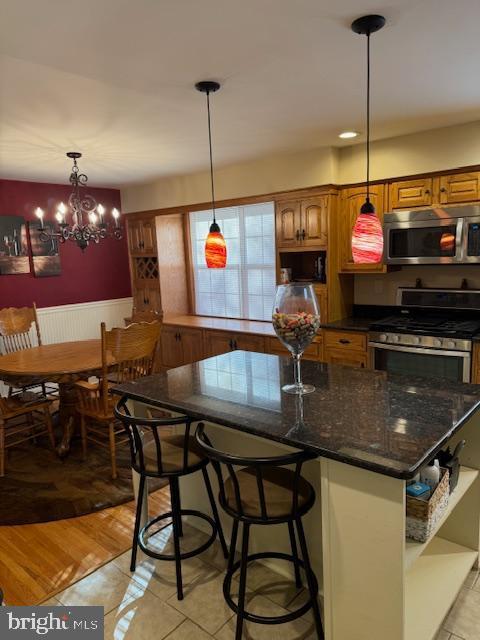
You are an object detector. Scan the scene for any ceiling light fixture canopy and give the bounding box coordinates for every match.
[351,14,385,264]
[195,80,227,269]
[35,152,122,252]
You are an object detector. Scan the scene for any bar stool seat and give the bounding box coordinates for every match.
[224,467,314,519]
[196,422,324,640]
[114,398,229,602]
[143,435,205,474]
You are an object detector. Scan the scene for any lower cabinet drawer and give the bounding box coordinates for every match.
[324,330,367,352]
[324,347,367,368]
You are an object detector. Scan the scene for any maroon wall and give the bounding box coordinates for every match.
[0,179,131,308]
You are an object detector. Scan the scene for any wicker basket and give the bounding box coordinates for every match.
[406,468,450,543]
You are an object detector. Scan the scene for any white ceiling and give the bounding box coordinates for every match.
[1,0,480,187]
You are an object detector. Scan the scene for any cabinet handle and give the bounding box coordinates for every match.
[339,339,351,344]
[229,339,233,350]
[301,229,306,240]
[295,230,300,241]
[234,340,238,350]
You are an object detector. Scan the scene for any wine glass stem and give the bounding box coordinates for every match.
[293,353,302,390]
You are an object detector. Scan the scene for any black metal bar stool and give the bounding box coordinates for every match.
[114,398,228,600]
[195,422,324,640]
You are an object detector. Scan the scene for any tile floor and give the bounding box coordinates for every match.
[41,523,480,639]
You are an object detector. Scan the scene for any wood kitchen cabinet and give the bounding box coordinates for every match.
[160,325,204,368]
[127,217,156,255]
[276,196,328,249]
[265,335,323,361]
[436,172,480,205]
[388,178,434,210]
[133,278,161,313]
[204,330,265,358]
[323,329,368,368]
[339,184,386,273]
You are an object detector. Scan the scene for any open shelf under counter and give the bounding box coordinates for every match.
[405,536,478,640]
[405,466,479,570]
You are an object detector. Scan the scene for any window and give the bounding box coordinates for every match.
[189,202,276,321]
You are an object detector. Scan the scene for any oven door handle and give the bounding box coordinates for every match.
[368,342,471,358]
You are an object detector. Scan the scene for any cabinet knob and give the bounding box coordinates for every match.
[440,186,447,193]
[425,189,430,195]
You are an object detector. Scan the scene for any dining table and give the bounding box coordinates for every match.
[0,339,112,456]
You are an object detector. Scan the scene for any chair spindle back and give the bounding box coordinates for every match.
[0,304,41,354]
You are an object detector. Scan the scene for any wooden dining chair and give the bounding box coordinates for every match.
[124,308,163,326]
[76,320,161,479]
[0,394,55,477]
[0,304,57,398]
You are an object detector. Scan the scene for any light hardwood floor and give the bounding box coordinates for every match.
[0,487,170,605]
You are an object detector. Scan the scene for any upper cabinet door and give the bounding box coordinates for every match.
[340,184,386,272]
[438,172,480,204]
[276,201,301,248]
[300,196,328,247]
[127,220,144,253]
[388,178,433,210]
[140,219,157,254]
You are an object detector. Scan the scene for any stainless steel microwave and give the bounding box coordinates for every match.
[384,205,480,264]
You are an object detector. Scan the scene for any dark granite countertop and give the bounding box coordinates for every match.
[321,317,374,332]
[112,352,480,480]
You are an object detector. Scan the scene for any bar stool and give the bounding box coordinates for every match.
[114,398,228,600]
[195,422,324,640]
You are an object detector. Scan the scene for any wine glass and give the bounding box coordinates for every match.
[272,284,321,395]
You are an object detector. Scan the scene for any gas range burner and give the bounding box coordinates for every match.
[370,315,480,339]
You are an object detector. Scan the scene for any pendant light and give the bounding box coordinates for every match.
[351,15,385,264]
[195,80,227,269]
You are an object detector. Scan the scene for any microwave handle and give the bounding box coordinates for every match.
[457,217,465,262]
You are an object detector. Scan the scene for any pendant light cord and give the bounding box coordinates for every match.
[206,90,216,223]
[366,30,371,203]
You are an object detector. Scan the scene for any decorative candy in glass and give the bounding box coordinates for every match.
[272,284,321,395]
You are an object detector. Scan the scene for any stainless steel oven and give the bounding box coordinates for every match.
[384,205,480,265]
[369,332,471,383]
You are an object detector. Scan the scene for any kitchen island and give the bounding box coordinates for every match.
[113,351,480,640]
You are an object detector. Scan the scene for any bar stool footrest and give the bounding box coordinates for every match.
[223,551,318,624]
[138,509,217,561]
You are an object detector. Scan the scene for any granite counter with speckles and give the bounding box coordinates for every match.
[112,351,480,479]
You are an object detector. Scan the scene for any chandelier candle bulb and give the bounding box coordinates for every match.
[97,204,105,225]
[35,207,44,229]
[112,208,120,227]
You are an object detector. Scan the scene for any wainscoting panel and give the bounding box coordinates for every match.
[0,297,133,395]
[36,297,133,345]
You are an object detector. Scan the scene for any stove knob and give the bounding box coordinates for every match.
[379,334,387,342]
[412,336,420,345]
[392,335,400,343]
[445,340,456,349]
[433,338,442,348]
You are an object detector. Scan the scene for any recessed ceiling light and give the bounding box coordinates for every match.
[339,131,359,139]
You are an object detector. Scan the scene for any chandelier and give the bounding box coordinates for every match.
[35,152,123,251]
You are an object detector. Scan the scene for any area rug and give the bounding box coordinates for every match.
[0,434,167,526]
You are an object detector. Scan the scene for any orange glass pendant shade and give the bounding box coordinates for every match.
[352,200,384,263]
[205,222,227,268]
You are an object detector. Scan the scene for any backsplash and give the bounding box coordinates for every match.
[354,266,480,306]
